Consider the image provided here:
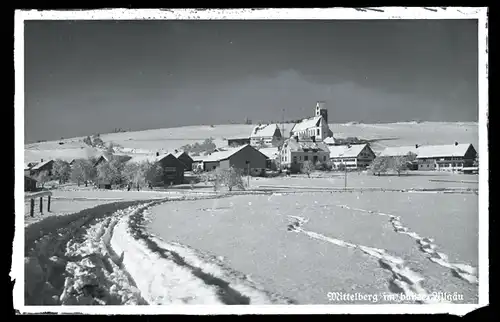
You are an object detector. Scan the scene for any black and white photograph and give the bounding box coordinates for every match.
[14,8,488,315]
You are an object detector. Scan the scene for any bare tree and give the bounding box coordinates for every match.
[142,161,164,186]
[218,167,245,191]
[52,159,71,184]
[201,170,220,191]
[71,159,96,186]
[97,159,126,186]
[369,156,390,176]
[123,162,144,186]
[36,171,50,188]
[301,160,314,178]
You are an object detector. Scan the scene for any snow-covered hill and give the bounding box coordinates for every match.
[24,122,479,163]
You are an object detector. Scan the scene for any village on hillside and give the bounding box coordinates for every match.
[24,101,479,193]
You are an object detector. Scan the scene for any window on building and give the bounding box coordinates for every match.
[304,156,309,161]
[299,156,302,161]
[293,156,297,163]
[323,156,326,161]
[317,129,320,136]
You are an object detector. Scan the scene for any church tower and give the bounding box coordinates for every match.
[315,101,328,124]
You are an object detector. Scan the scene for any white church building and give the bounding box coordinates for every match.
[290,101,333,142]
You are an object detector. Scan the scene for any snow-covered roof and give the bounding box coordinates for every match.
[126,153,174,164]
[323,137,336,145]
[192,144,267,162]
[97,152,132,162]
[173,151,185,158]
[250,124,279,138]
[416,144,473,159]
[30,159,53,171]
[291,116,322,133]
[379,146,420,157]
[259,147,279,159]
[328,144,369,159]
[284,138,329,153]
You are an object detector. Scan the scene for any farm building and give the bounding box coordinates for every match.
[328,144,376,169]
[416,143,477,172]
[192,145,269,174]
[250,124,282,147]
[218,144,268,174]
[279,136,330,172]
[127,152,186,185]
[173,151,194,171]
[24,176,37,192]
[379,145,421,158]
[227,137,251,147]
[192,153,222,172]
[290,101,333,142]
[29,159,54,177]
[156,153,186,185]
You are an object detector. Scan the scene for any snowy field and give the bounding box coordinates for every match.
[146,190,478,304]
[249,172,479,191]
[21,181,479,306]
[24,122,478,163]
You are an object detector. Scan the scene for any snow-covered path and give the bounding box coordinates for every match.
[111,197,295,304]
[25,200,149,305]
[24,193,295,305]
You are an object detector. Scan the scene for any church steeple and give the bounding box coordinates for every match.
[315,101,328,124]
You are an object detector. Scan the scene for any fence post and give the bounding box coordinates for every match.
[47,195,51,212]
[39,197,43,215]
[30,198,34,217]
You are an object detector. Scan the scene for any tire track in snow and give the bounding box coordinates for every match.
[286,215,448,304]
[337,204,478,285]
[112,195,296,305]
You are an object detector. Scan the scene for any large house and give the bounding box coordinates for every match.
[279,136,330,171]
[328,144,376,170]
[290,101,333,142]
[192,144,269,174]
[250,124,282,147]
[415,143,477,172]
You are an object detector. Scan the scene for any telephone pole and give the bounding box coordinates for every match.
[344,166,348,189]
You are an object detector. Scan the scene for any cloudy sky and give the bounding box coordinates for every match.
[24,19,478,142]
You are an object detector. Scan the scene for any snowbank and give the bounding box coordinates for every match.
[24,200,149,305]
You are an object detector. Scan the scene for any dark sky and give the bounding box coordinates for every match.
[24,19,478,142]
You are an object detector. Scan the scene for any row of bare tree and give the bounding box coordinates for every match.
[35,157,165,189]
